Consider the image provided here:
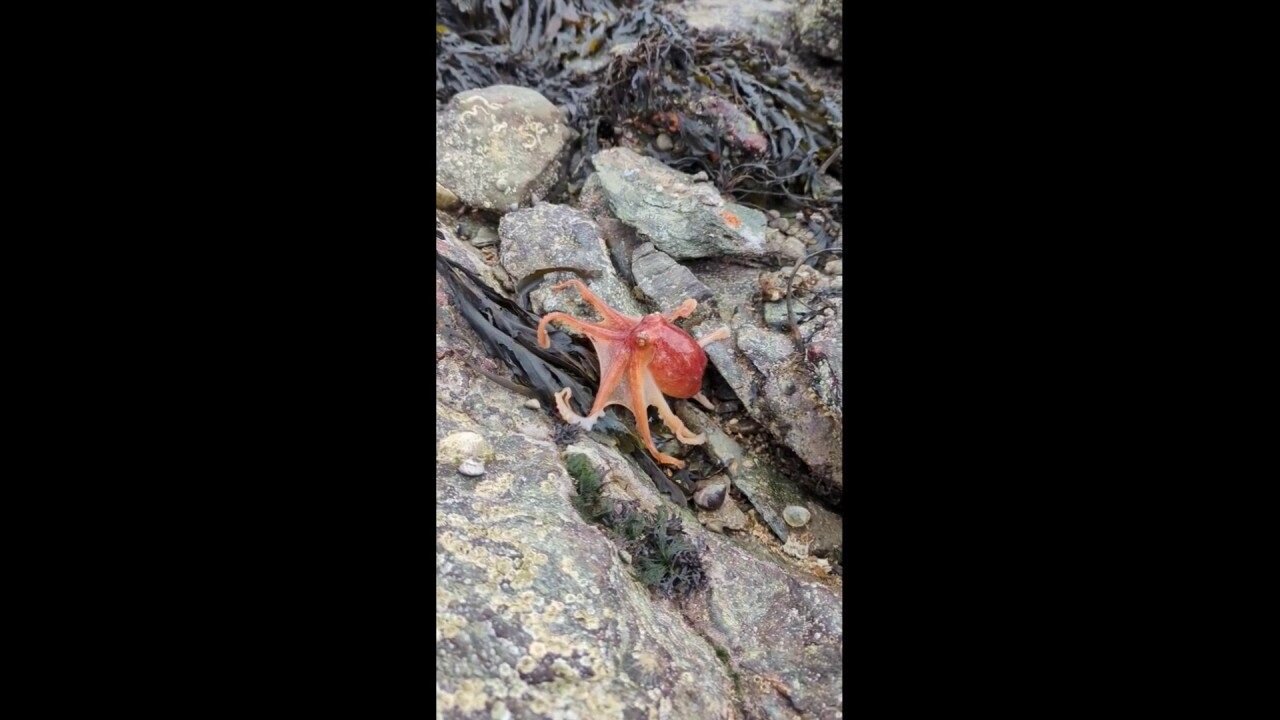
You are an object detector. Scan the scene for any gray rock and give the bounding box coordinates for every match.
[630,242,714,309]
[763,299,813,329]
[824,259,843,276]
[685,261,844,495]
[436,85,574,214]
[589,147,767,260]
[794,0,842,61]
[497,203,645,319]
[437,211,512,294]
[435,279,843,719]
[654,132,673,151]
[783,505,812,528]
[469,226,499,248]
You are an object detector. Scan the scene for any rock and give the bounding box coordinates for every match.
[630,242,714,309]
[692,480,728,510]
[497,203,644,318]
[685,261,844,497]
[765,233,807,261]
[439,432,495,479]
[697,494,747,533]
[654,132,673,151]
[762,299,813,329]
[588,147,766,260]
[673,0,795,49]
[775,218,790,233]
[469,226,499,248]
[437,182,460,211]
[523,398,541,410]
[783,505,812,528]
[436,85,574,214]
[678,403,842,556]
[793,0,842,62]
[436,262,842,720]
[824,259,843,276]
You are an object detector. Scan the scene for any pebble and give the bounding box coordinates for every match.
[523,398,541,410]
[824,260,843,276]
[693,481,728,511]
[776,218,790,232]
[470,227,499,247]
[655,133,673,151]
[783,505,811,528]
[768,209,781,220]
[458,458,486,476]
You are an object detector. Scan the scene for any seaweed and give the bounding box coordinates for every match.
[436,0,842,217]
[564,453,708,600]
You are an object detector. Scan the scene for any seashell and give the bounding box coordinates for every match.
[782,505,811,528]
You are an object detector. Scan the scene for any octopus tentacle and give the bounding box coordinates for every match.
[630,359,685,468]
[664,298,697,321]
[537,312,626,348]
[550,279,638,329]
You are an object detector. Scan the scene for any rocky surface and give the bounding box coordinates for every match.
[631,242,714,308]
[437,85,575,214]
[436,271,843,720]
[793,0,842,62]
[684,260,844,495]
[588,148,767,260]
[497,203,646,319]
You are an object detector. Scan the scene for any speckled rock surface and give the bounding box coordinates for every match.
[497,203,645,319]
[631,241,714,307]
[437,85,574,213]
[436,270,843,720]
[682,260,844,495]
[793,0,842,62]
[589,147,766,260]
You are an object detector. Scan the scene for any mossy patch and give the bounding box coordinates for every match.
[565,452,708,600]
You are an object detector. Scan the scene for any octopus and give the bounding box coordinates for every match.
[537,279,731,468]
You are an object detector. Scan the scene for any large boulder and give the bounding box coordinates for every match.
[437,85,574,214]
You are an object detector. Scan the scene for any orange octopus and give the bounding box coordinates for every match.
[536,280,731,468]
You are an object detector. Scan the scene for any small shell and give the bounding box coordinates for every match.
[693,481,728,511]
[458,457,486,476]
[782,505,811,528]
[524,398,541,410]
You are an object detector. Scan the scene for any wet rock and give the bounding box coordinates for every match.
[588,147,766,260]
[436,85,574,214]
[497,203,644,318]
[794,0,842,62]
[674,0,795,49]
[630,242,714,309]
